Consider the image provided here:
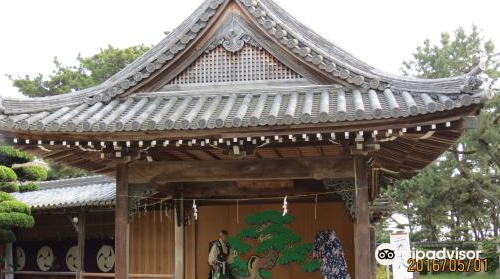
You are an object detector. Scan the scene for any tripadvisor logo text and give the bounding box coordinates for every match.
[375,243,481,266]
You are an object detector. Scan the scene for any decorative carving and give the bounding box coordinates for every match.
[323,179,355,219]
[37,246,55,272]
[96,245,115,272]
[15,247,26,271]
[207,24,261,53]
[65,246,79,272]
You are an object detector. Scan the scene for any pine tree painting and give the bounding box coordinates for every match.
[228,210,320,279]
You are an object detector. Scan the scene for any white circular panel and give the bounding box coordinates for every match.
[66,245,79,272]
[37,246,54,271]
[15,247,26,271]
[96,245,115,272]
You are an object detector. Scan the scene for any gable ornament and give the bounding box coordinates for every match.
[207,24,261,53]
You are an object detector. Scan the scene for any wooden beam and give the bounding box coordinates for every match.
[354,156,371,279]
[236,180,294,190]
[115,163,129,279]
[155,180,343,200]
[128,156,353,184]
[77,210,86,279]
[174,199,185,279]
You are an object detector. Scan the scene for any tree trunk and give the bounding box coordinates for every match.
[471,221,479,241]
[406,204,414,238]
[492,206,499,237]
[246,249,279,279]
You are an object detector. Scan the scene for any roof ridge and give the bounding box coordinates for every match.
[37,175,114,190]
[38,174,112,184]
[37,182,115,191]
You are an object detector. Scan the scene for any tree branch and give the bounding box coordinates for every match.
[451,146,500,207]
[478,138,500,170]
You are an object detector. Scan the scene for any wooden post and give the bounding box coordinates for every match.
[354,156,371,279]
[77,210,86,279]
[115,163,129,279]
[370,225,377,277]
[174,199,185,279]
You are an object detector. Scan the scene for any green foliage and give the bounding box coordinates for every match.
[402,25,498,83]
[0,192,15,203]
[230,256,249,277]
[46,160,89,180]
[256,225,301,254]
[228,236,251,254]
[302,259,321,272]
[13,165,47,181]
[8,45,150,97]
[375,265,391,279]
[18,182,39,193]
[0,228,16,243]
[0,182,35,243]
[0,212,34,228]
[7,45,150,180]
[481,239,499,273]
[0,166,17,182]
[0,182,19,193]
[387,25,500,243]
[278,243,313,265]
[0,201,31,215]
[232,210,316,277]
[246,210,295,225]
[0,146,34,167]
[238,226,261,239]
[259,270,272,279]
[374,220,390,244]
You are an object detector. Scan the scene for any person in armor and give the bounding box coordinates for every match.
[208,230,233,279]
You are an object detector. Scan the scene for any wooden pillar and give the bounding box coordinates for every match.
[77,210,86,279]
[174,199,185,279]
[115,163,129,279]
[370,225,377,276]
[354,156,371,279]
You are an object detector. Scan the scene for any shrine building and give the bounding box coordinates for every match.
[0,0,490,278]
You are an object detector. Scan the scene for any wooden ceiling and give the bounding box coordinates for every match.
[14,126,463,187]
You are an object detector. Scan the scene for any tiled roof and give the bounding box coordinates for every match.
[0,85,488,133]
[13,176,115,210]
[0,0,485,113]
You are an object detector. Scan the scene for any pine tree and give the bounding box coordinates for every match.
[7,45,150,179]
[0,146,40,243]
[386,25,500,242]
[228,210,319,279]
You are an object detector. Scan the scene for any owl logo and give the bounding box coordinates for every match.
[37,246,54,271]
[96,245,115,272]
[66,246,79,272]
[15,247,26,271]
